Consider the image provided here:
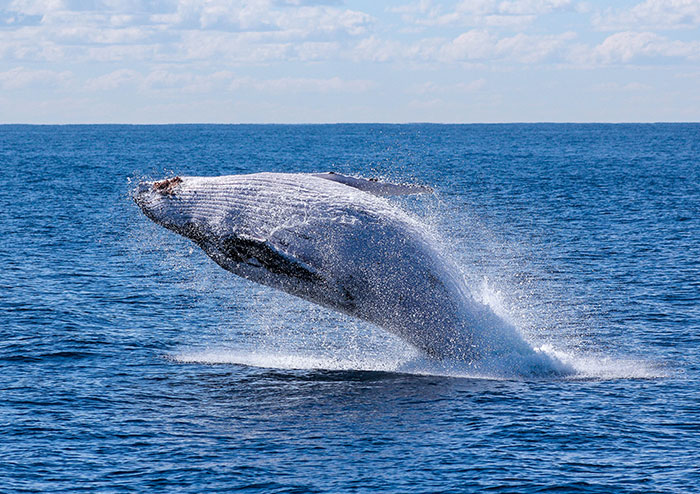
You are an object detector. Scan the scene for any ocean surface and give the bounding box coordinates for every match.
[1,124,699,493]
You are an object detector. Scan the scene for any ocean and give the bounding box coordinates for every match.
[1,123,698,492]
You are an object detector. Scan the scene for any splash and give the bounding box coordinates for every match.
[171,345,666,380]
[537,345,669,380]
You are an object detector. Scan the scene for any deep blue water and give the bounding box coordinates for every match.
[1,124,699,493]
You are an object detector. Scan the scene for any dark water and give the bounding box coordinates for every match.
[1,124,699,492]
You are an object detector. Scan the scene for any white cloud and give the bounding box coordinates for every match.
[0,66,72,89]
[351,28,577,66]
[83,68,373,94]
[593,0,700,31]
[84,68,141,90]
[151,1,373,36]
[7,0,64,16]
[496,31,576,62]
[494,0,572,15]
[589,31,700,64]
[289,6,373,37]
[456,78,487,91]
[441,29,575,62]
[408,78,486,94]
[390,0,572,28]
[592,81,652,91]
[351,36,410,62]
[0,0,373,65]
[442,30,494,59]
[2,2,697,69]
[234,75,374,93]
[53,25,154,44]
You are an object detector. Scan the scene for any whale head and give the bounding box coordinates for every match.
[134,173,346,309]
[135,176,187,231]
[133,176,224,246]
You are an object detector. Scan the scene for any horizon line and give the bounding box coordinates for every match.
[1,121,698,126]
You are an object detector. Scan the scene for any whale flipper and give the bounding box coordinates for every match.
[312,172,433,196]
[217,233,357,312]
[219,234,322,285]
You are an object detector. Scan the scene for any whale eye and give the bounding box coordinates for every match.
[153,176,182,195]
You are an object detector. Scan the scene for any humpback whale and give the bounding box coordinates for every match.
[134,172,537,362]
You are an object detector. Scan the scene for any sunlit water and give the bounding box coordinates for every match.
[1,124,698,492]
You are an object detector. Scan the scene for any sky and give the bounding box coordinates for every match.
[1,0,699,123]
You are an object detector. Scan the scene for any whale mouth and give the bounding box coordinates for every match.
[133,179,175,227]
[133,181,157,207]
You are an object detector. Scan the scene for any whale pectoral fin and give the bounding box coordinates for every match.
[218,234,357,312]
[312,172,433,196]
[220,234,323,285]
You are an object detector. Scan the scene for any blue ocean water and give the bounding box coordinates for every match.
[1,124,699,493]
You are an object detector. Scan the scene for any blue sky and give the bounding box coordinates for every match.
[1,0,699,123]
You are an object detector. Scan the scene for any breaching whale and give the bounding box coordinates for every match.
[134,172,539,362]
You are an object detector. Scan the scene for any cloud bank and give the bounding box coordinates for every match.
[1,0,698,122]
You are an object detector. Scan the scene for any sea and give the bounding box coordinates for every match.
[1,123,698,493]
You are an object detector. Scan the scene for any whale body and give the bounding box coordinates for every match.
[134,172,531,361]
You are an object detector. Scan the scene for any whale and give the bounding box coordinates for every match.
[134,172,540,362]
